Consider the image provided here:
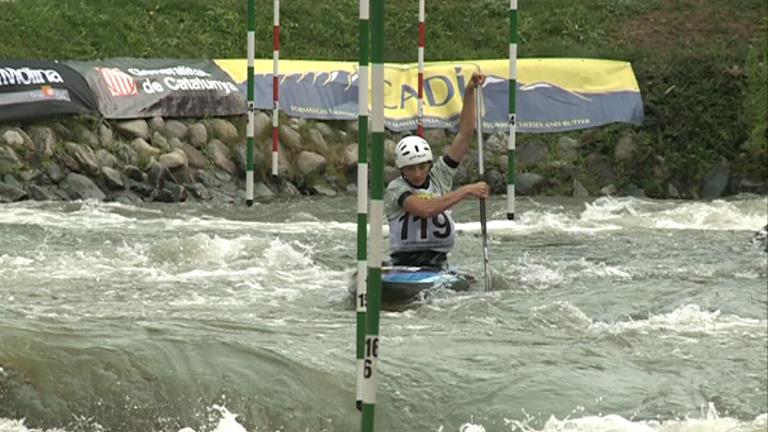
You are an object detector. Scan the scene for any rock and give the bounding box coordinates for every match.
[196,170,220,188]
[188,123,208,148]
[75,124,100,148]
[131,138,161,161]
[146,161,171,189]
[186,183,212,201]
[95,149,118,168]
[180,143,208,169]
[127,179,154,198]
[572,179,589,197]
[207,139,236,175]
[60,173,106,201]
[64,142,100,176]
[424,129,447,147]
[148,116,165,132]
[123,165,146,182]
[517,140,549,168]
[621,183,645,197]
[151,131,170,152]
[168,137,184,151]
[585,153,615,184]
[26,184,57,201]
[3,174,22,189]
[600,184,617,196]
[0,146,23,173]
[0,181,27,202]
[306,128,328,152]
[614,134,637,163]
[516,172,546,195]
[343,144,358,170]
[113,142,139,166]
[384,139,397,165]
[312,183,337,196]
[55,143,80,173]
[253,112,271,138]
[212,119,240,144]
[558,136,580,159]
[1,128,30,152]
[215,170,233,184]
[154,184,187,203]
[484,133,506,155]
[163,120,188,140]
[296,151,327,176]
[278,124,302,151]
[483,169,505,194]
[736,178,767,195]
[280,181,302,196]
[101,166,125,190]
[700,157,730,199]
[253,182,275,199]
[45,162,66,184]
[114,119,150,140]
[667,183,681,199]
[314,122,336,142]
[99,124,114,148]
[26,125,56,159]
[288,117,306,131]
[158,150,188,170]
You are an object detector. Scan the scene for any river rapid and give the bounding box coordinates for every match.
[0,194,766,432]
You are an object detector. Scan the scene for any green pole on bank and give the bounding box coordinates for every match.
[361,0,384,430]
[245,0,255,206]
[355,0,370,412]
[507,0,518,220]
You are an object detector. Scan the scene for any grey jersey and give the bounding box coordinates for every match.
[384,157,457,254]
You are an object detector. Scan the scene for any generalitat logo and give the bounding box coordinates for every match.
[97,67,138,97]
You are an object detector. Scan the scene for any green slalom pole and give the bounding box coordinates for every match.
[507,0,518,220]
[361,0,384,430]
[245,0,255,206]
[355,0,370,412]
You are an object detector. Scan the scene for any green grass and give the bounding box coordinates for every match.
[1,0,766,191]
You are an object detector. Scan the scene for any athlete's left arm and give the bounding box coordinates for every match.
[445,72,485,164]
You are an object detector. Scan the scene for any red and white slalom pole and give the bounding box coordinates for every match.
[271,0,280,177]
[416,0,425,137]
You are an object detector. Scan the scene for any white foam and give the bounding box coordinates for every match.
[591,304,767,337]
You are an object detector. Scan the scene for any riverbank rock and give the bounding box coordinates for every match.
[0,113,760,205]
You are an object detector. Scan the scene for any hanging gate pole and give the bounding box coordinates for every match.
[361,0,384,431]
[355,0,370,412]
[416,0,425,137]
[245,0,256,206]
[271,0,281,178]
[507,0,518,220]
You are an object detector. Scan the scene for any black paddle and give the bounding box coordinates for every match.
[476,83,491,290]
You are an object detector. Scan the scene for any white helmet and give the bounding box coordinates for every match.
[395,135,433,168]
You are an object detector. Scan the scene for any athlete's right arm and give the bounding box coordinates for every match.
[403,181,489,218]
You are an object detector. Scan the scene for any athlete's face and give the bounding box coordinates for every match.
[401,161,431,186]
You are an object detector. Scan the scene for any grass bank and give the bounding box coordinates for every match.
[1,0,766,196]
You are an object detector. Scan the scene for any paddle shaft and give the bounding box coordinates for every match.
[476,84,490,290]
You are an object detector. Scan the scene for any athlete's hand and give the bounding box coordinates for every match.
[468,72,486,89]
[461,181,489,199]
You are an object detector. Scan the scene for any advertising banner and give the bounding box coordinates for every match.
[66,58,245,119]
[0,59,99,122]
[215,58,644,133]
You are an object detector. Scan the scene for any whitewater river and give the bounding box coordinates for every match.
[0,194,766,432]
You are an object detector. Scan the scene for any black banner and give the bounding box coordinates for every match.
[66,58,245,119]
[0,60,99,122]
